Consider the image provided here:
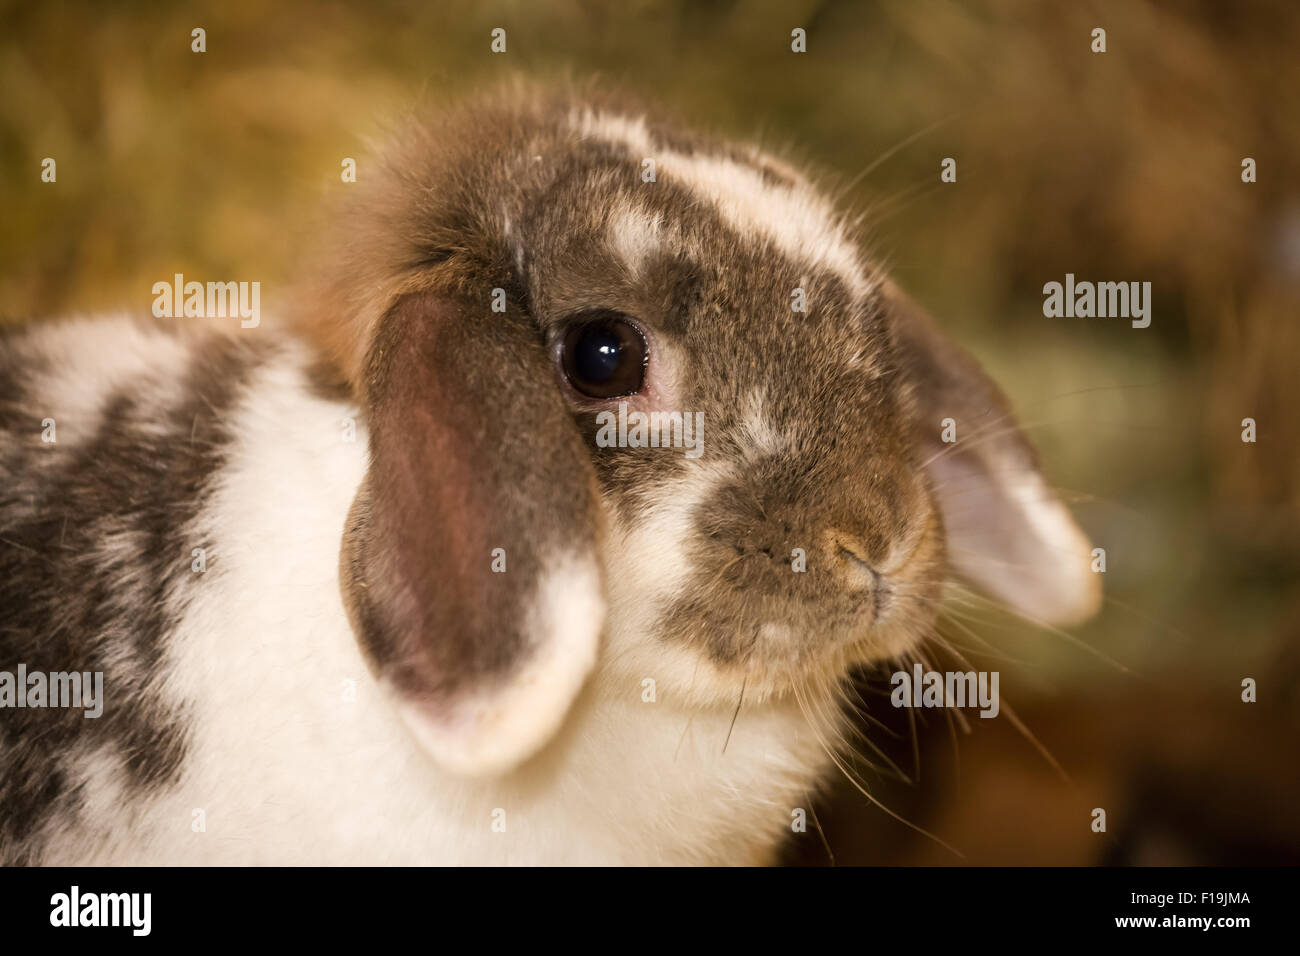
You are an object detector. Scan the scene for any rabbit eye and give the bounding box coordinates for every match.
[558,312,648,398]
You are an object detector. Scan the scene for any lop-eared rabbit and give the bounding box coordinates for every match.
[0,85,1100,865]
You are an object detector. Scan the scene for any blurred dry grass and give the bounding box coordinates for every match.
[2,0,1297,863]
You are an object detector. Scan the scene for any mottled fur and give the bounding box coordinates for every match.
[0,84,1098,864]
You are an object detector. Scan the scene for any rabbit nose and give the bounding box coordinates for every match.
[826,529,921,613]
[834,538,881,591]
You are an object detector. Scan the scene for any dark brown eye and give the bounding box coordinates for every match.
[558,312,648,398]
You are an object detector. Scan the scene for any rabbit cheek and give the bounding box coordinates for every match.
[600,430,944,691]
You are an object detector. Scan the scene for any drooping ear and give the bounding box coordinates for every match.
[881,279,1101,626]
[340,291,606,777]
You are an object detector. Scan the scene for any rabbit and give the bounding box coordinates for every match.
[0,82,1101,865]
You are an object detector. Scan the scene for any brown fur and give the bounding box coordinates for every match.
[294,79,1097,765]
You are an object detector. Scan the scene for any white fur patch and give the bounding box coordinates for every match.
[570,109,872,301]
[597,459,749,704]
[13,315,195,447]
[397,553,605,777]
[608,206,666,279]
[737,387,792,462]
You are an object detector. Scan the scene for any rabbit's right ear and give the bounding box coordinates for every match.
[340,291,606,777]
[881,280,1102,626]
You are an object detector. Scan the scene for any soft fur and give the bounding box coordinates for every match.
[0,84,1099,865]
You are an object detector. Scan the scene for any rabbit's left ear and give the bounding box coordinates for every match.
[881,280,1102,626]
[340,291,606,777]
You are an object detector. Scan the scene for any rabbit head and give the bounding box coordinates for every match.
[296,83,1101,778]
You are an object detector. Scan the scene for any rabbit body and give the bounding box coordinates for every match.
[3,88,1100,865]
[1,316,830,865]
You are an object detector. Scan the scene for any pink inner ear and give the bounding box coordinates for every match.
[928,451,1102,627]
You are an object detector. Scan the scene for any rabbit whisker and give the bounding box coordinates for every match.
[722,675,746,754]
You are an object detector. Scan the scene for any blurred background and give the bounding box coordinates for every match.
[2,0,1296,864]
